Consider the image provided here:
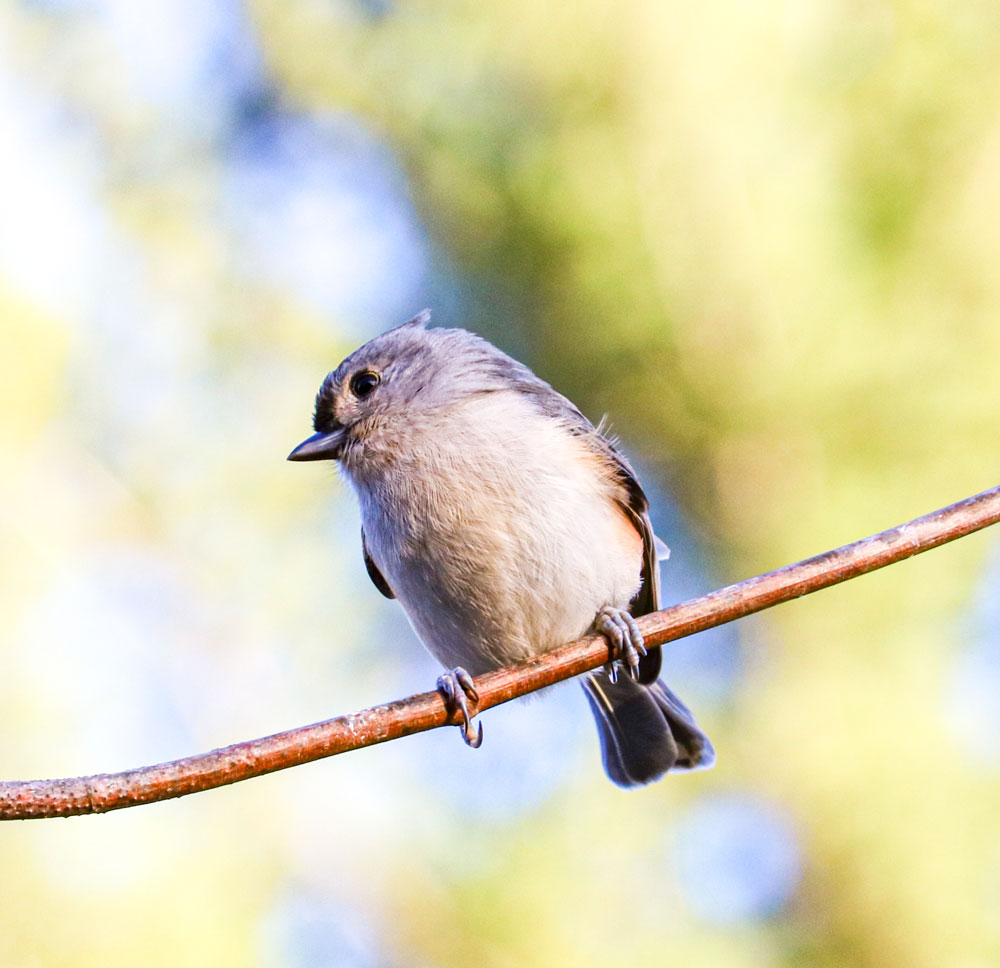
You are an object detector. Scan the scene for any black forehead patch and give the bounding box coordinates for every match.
[313,372,340,433]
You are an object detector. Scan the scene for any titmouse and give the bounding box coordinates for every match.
[289,310,714,786]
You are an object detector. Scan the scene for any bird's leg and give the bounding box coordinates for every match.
[436,667,484,748]
[595,606,647,683]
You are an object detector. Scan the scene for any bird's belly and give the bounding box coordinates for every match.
[361,461,644,675]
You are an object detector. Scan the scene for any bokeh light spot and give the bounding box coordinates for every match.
[672,793,802,924]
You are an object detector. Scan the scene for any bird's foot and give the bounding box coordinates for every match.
[595,605,647,683]
[436,667,484,748]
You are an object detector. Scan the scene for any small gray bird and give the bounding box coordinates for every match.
[289,311,714,786]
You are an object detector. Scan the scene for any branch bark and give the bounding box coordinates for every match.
[3,483,999,820]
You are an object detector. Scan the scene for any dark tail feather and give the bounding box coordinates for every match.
[582,672,715,788]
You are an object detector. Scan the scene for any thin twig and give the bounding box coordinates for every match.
[2,484,998,820]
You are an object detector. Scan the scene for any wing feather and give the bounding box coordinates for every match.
[362,527,395,599]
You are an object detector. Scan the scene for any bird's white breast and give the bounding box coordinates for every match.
[347,392,644,674]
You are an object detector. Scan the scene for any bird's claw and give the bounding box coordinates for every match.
[436,666,484,748]
[596,606,647,683]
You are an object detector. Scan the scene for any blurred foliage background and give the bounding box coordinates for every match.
[0,0,998,965]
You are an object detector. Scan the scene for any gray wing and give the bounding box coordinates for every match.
[497,359,664,682]
[361,527,395,599]
[592,435,662,615]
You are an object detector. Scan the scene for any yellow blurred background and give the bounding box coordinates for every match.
[1,0,999,965]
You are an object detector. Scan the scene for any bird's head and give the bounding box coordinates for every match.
[287,309,527,472]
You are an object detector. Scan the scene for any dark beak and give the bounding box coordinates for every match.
[287,430,345,462]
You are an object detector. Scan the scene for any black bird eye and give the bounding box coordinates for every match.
[349,370,380,398]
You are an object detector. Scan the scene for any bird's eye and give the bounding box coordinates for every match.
[350,370,380,398]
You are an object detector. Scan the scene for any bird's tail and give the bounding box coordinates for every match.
[581,671,715,788]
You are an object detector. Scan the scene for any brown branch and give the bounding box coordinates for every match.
[3,483,999,820]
